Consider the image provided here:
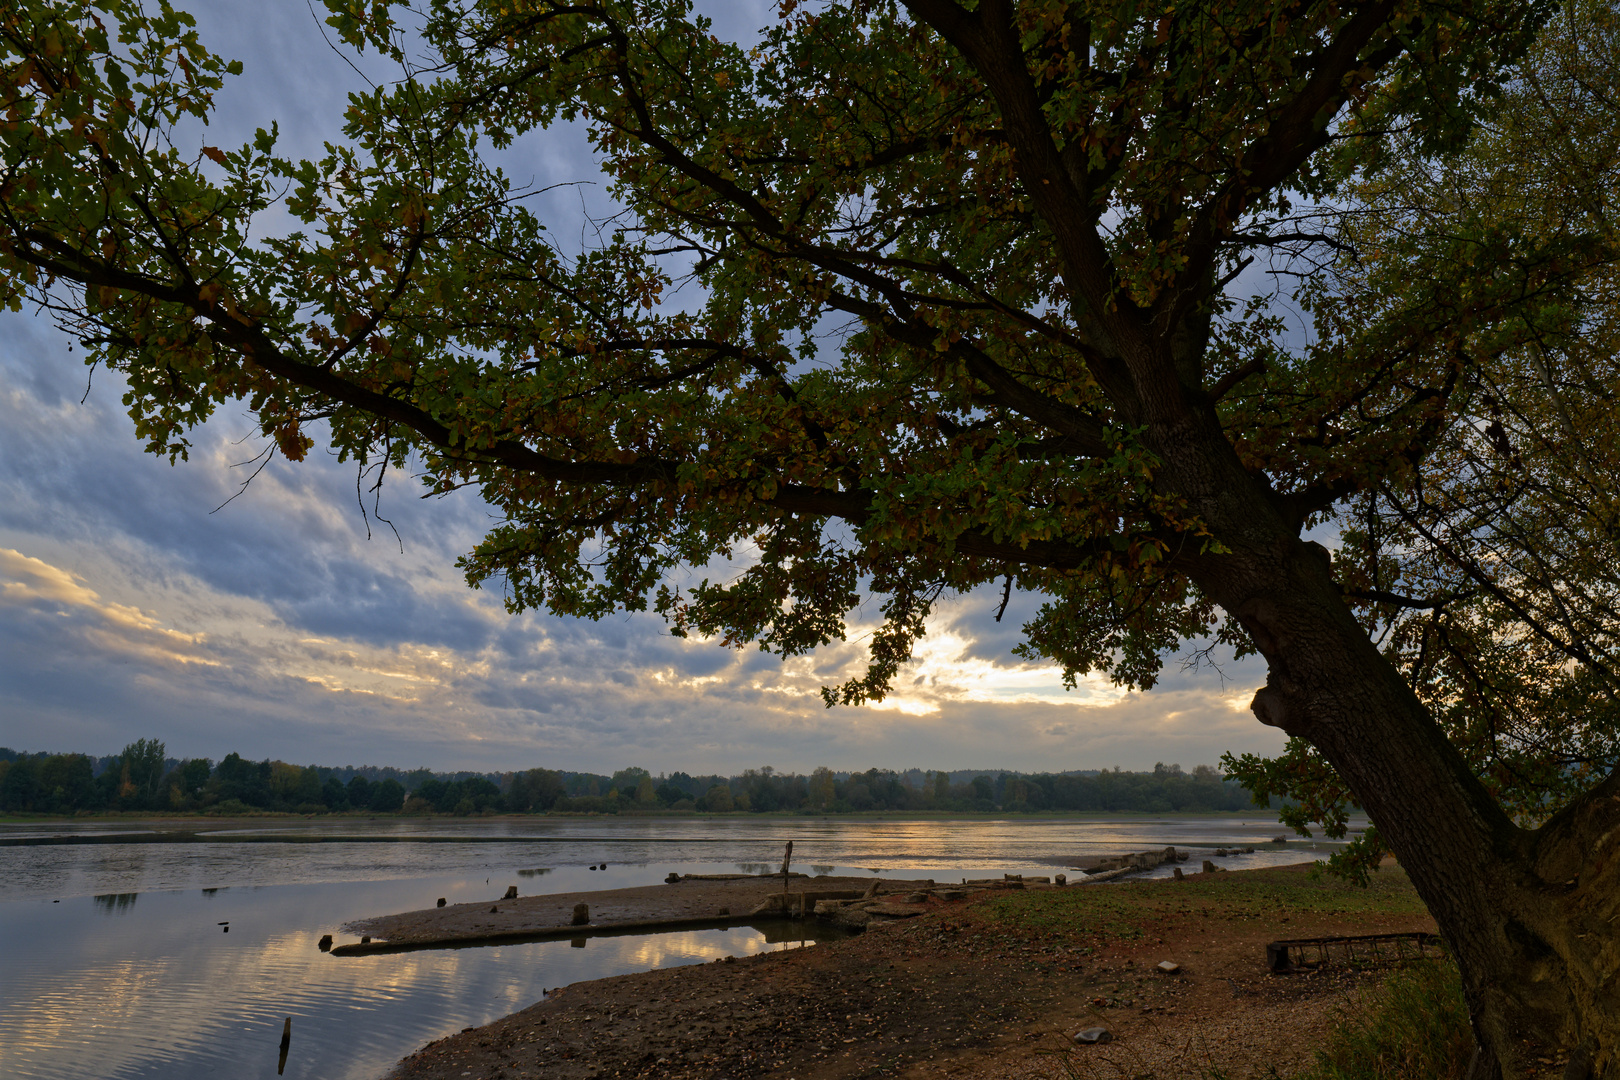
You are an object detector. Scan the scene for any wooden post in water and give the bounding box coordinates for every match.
[277,1017,291,1075]
[781,840,793,896]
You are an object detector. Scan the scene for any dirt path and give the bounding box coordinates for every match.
[379,864,1443,1080]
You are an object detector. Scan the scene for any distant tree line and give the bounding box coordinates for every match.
[0,741,415,815]
[0,744,1259,816]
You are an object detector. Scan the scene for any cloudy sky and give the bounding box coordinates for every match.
[0,1,1282,775]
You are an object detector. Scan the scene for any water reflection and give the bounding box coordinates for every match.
[1,814,1356,904]
[0,816,1356,1080]
[757,920,833,946]
[93,892,139,914]
[1,879,833,1080]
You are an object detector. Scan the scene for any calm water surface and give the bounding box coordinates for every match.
[0,816,1348,1080]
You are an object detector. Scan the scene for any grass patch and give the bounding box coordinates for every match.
[1298,959,1472,1079]
[963,864,1428,949]
[954,867,1456,1079]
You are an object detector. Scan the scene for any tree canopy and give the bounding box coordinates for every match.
[5,0,1620,1072]
[1226,0,1620,875]
[0,0,1559,698]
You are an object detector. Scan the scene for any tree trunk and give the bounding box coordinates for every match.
[1160,419,1620,1078]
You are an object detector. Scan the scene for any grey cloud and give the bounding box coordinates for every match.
[738,649,781,673]
[934,582,1269,700]
[471,684,556,714]
[1,340,501,650]
[0,1,1284,778]
[2,330,1281,775]
[269,563,495,650]
[1147,642,1266,696]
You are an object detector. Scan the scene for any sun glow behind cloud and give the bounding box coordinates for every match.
[0,0,1294,774]
[865,628,1129,715]
[0,547,215,668]
[0,515,1280,773]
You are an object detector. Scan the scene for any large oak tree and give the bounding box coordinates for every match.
[3,0,1617,1073]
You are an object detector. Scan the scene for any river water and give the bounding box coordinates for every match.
[0,815,1346,1080]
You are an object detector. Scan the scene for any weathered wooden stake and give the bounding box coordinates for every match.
[781,839,793,895]
[277,1016,291,1075]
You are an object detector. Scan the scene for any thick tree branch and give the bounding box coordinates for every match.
[903,0,1145,415]
[1172,1,1406,324]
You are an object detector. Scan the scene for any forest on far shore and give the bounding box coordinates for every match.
[0,740,1265,817]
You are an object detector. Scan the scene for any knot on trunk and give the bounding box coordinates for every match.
[1251,683,1314,737]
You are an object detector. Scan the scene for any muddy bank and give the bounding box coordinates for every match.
[337,874,943,954]
[337,858,1198,955]
[377,863,1447,1080]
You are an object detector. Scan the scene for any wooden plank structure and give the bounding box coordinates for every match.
[1265,931,1442,974]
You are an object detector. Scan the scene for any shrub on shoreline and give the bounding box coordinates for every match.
[1300,959,1471,1080]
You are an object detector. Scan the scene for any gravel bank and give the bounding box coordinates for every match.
[376,863,1443,1080]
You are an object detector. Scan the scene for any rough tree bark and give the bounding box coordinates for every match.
[1163,409,1620,1079]
[899,0,1620,1068]
[4,0,1612,1072]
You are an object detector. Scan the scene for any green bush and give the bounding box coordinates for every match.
[1300,960,1473,1080]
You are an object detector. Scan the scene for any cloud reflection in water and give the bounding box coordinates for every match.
[0,879,822,1080]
